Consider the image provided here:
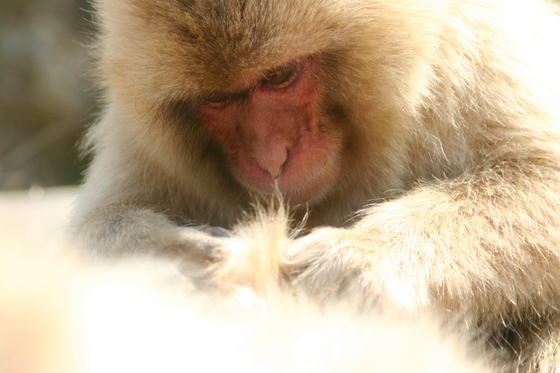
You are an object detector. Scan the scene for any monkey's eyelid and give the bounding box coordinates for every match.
[201,90,251,109]
[262,65,300,88]
[203,92,231,104]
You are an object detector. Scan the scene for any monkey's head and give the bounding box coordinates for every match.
[96,0,443,207]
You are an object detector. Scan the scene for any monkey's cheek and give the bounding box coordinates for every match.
[282,152,342,205]
[279,160,341,206]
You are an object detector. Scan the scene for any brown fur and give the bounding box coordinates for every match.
[72,0,560,371]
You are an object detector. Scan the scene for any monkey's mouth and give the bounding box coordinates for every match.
[233,153,340,205]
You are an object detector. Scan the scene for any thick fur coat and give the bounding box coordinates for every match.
[70,0,560,371]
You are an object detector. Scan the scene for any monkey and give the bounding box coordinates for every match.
[0,215,492,373]
[71,0,560,371]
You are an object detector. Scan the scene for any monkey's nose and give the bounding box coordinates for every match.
[253,146,288,179]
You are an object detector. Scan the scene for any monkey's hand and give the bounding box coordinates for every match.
[160,225,260,294]
[284,226,400,308]
[285,218,474,314]
[162,226,235,265]
[285,193,487,313]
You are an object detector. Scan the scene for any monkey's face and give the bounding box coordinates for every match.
[99,0,428,208]
[194,56,343,205]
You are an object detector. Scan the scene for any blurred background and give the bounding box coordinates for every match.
[0,0,94,191]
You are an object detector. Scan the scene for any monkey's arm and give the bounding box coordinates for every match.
[72,203,231,262]
[71,159,232,263]
[286,148,560,321]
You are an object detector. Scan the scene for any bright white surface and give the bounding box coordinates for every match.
[0,186,76,252]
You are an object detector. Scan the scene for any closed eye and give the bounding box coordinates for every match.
[203,92,231,105]
[262,64,300,88]
[201,90,250,109]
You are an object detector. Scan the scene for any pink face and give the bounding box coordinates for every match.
[197,56,343,205]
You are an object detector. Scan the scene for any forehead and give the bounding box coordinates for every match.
[98,0,348,99]
[145,0,337,85]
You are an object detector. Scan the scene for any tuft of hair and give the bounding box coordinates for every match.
[191,199,298,301]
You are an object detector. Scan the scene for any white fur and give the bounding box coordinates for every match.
[0,198,491,373]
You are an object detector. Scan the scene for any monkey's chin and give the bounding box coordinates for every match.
[244,179,330,206]
[277,185,331,206]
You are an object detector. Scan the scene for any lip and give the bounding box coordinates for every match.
[236,152,338,205]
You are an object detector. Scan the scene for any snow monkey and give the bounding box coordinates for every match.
[72,0,560,371]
